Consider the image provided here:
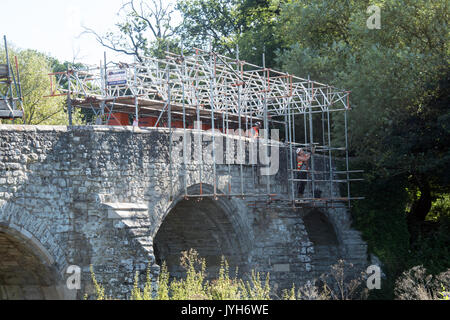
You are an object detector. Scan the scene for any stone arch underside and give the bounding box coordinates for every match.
[303,209,341,278]
[153,188,251,280]
[0,230,62,300]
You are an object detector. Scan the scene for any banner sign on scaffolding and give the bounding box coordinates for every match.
[107,70,127,86]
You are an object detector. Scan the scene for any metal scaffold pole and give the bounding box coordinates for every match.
[104,53,109,123]
[195,49,203,199]
[209,43,217,199]
[262,49,271,201]
[67,65,72,126]
[287,99,295,204]
[308,76,315,199]
[181,44,188,198]
[226,53,232,197]
[3,36,13,113]
[327,87,334,202]
[236,46,244,197]
[166,62,174,201]
[344,108,351,208]
[44,45,362,207]
[134,55,139,124]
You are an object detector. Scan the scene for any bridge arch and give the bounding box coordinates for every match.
[303,209,342,278]
[0,224,64,299]
[153,184,253,279]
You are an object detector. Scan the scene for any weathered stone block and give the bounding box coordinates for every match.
[0,125,368,300]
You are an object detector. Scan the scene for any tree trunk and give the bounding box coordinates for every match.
[407,175,432,242]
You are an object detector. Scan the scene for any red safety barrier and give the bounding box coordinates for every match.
[108,113,129,126]
[139,116,159,127]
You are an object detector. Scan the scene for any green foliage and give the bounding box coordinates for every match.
[278,0,449,172]
[169,249,210,300]
[408,218,450,275]
[0,46,84,125]
[131,271,144,300]
[277,0,449,298]
[208,257,243,300]
[157,262,170,300]
[73,0,450,301]
[87,250,285,300]
[84,0,180,61]
[439,286,449,300]
[235,0,288,67]
[175,0,288,66]
[394,265,450,300]
[86,250,379,300]
[130,265,154,300]
[90,265,107,300]
[281,285,297,300]
[428,194,450,222]
[176,0,239,55]
[241,271,271,300]
[352,171,410,267]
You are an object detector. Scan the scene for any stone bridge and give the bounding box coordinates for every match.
[0,125,368,299]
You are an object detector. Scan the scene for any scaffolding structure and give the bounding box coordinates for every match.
[0,36,23,119]
[47,47,363,208]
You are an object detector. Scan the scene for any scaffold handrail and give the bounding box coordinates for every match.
[48,48,350,119]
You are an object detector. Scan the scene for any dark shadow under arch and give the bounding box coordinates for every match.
[0,229,62,300]
[303,209,339,246]
[303,209,341,278]
[154,185,251,279]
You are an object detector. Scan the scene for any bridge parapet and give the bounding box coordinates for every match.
[0,125,368,299]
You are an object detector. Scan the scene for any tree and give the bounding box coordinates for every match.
[273,1,450,299]
[176,0,239,55]
[84,0,180,61]
[1,47,83,125]
[278,0,449,219]
[235,0,288,67]
[176,0,287,67]
[88,0,287,67]
[276,1,449,288]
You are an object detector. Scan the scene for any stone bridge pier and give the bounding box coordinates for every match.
[0,125,368,299]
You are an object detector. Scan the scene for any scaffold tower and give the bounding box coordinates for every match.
[0,36,23,120]
[47,47,363,209]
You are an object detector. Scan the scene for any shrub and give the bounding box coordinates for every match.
[282,281,330,300]
[87,250,370,300]
[208,257,243,300]
[320,260,369,300]
[394,265,450,300]
[169,249,209,300]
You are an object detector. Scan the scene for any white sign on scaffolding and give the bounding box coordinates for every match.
[106,70,127,86]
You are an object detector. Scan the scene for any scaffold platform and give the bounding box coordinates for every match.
[47,46,363,208]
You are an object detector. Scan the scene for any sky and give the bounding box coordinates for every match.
[1,0,178,65]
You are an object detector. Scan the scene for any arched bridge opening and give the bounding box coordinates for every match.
[0,228,62,300]
[153,188,251,280]
[303,209,341,278]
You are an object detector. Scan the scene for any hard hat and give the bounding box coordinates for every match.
[296,148,302,154]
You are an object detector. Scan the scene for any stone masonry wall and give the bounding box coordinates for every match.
[0,125,368,299]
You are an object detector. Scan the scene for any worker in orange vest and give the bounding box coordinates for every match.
[296,148,311,197]
[249,121,262,138]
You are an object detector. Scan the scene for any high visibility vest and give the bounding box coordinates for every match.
[297,160,303,170]
[251,127,259,138]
